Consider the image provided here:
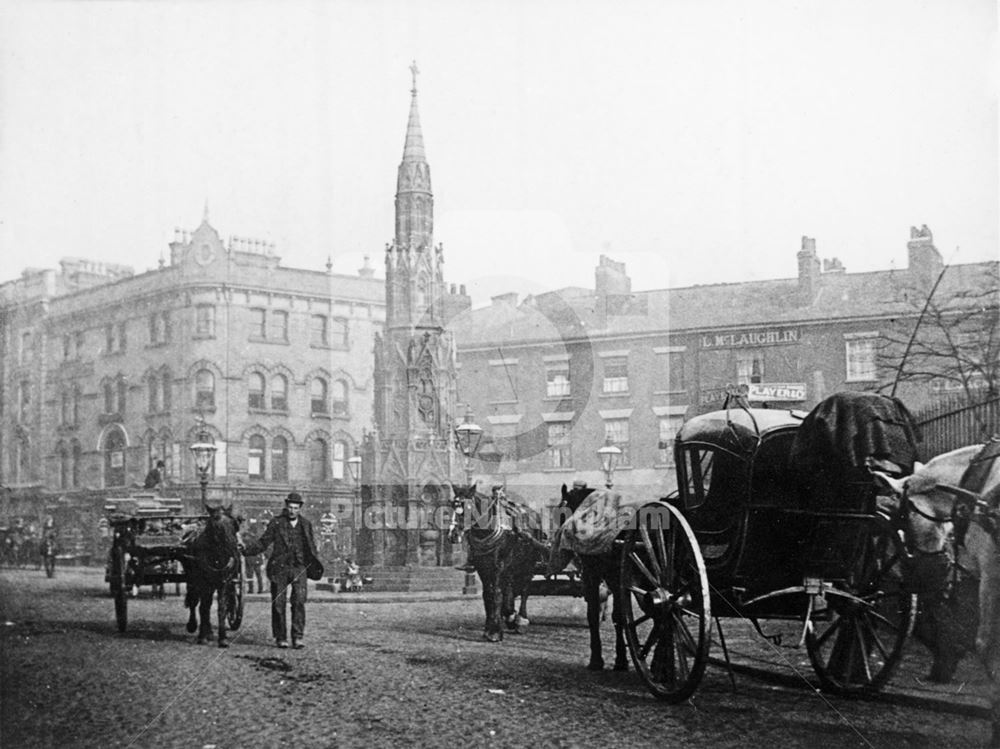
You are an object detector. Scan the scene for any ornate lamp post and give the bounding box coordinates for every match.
[346,451,362,560]
[189,433,217,507]
[454,409,483,486]
[454,409,482,595]
[597,435,622,489]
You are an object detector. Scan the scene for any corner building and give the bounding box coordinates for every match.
[0,216,383,560]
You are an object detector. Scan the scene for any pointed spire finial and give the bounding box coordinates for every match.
[409,60,419,95]
[326,255,333,274]
[202,199,210,225]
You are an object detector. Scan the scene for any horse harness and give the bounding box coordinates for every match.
[453,491,538,559]
[901,438,1000,599]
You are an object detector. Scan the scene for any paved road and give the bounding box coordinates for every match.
[0,567,993,748]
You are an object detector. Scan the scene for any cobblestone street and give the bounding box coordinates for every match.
[0,567,993,748]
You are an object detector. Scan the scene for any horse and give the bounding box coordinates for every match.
[449,483,549,642]
[873,442,1000,747]
[182,507,241,648]
[549,483,628,672]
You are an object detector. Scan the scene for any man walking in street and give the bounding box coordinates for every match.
[240,492,323,649]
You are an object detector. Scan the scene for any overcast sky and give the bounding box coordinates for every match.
[0,1,996,307]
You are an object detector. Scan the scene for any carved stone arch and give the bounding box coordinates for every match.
[186,358,224,381]
[304,367,333,387]
[141,427,158,444]
[241,361,271,380]
[269,362,295,382]
[240,424,271,443]
[270,425,296,447]
[329,368,359,391]
[141,366,159,382]
[185,423,223,443]
[96,422,130,452]
[303,428,332,445]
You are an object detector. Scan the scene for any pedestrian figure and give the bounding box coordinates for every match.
[239,492,324,649]
[144,459,166,492]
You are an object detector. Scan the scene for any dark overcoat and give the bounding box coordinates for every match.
[243,511,323,581]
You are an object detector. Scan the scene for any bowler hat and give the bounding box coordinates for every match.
[572,480,588,489]
[204,497,225,511]
[285,492,303,506]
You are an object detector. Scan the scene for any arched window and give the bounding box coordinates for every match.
[271,436,288,482]
[148,375,159,413]
[57,442,70,489]
[248,435,266,480]
[248,372,265,410]
[271,374,288,411]
[332,380,348,416]
[117,377,127,414]
[72,385,81,425]
[311,377,327,415]
[162,371,172,411]
[195,369,215,410]
[332,440,347,480]
[310,438,328,482]
[103,382,114,414]
[103,426,127,487]
[61,390,72,425]
[71,440,81,487]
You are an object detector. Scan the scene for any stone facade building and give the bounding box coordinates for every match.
[0,214,383,559]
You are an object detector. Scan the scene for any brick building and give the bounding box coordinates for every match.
[448,226,998,516]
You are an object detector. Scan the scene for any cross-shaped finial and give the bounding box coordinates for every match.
[409,60,419,93]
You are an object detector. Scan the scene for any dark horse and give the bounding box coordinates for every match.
[183,507,241,648]
[449,483,549,642]
[552,482,628,671]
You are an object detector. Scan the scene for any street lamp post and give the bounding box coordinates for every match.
[189,433,217,508]
[346,452,362,560]
[453,409,483,595]
[597,435,622,489]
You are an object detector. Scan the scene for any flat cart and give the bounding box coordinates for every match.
[104,495,244,634]
[618,391,920,702]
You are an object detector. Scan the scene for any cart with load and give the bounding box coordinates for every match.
[104,494,244,634]
[617,389,922,702]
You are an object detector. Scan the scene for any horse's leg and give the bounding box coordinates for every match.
[611,587,629,671]
[478,556,502,642]
[581,557,604,670]
[185,584,199,634]
[217,579,229,648]
[197,586,213,643]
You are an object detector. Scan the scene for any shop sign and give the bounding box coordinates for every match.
[700,328,800,348]
[748,382,806,401]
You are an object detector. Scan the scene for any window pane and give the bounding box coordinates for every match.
[311,378,327,414]
[332,380,348,415]
[846,339,877,381]
[270,310,288,341]
[330,319,348,347]
[546,370,570,397]
[248,435,265,479]
[272,436,288,482]
[250,308,266,338]
[332,441,346,480]
[603,358,628,393]
[311,315,327,346]
[271,375,288,410]
[310,439,328,482]
[604,419,630,464]
[248,373,265,409]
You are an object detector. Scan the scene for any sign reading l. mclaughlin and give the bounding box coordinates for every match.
[748,382,807,401]
[700,328,799,348]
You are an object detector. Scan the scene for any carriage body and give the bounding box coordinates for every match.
[617,392,921,702]
[104,494,244,633]
[673,405,889,616]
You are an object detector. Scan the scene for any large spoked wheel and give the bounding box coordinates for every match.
[619,501,711,703]
[110,546,129,633]
[226,556,245,631]
[806,514,916,695]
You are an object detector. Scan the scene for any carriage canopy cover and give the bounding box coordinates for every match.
[788,391,921,482]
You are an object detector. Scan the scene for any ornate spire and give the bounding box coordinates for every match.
[401,61,426,164]
[202,199,210,225]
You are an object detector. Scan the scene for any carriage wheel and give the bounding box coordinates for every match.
[619,501,711,703]
[226,556,245,631]
[806,514,916,694]
[110,547,129,633]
